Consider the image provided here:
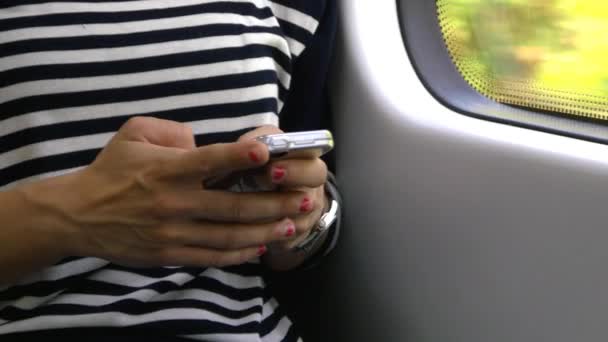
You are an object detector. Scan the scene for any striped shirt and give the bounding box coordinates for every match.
[0,1,334,340]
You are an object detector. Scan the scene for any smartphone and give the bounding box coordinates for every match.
[204,130,334,190]
[255,130,334,160]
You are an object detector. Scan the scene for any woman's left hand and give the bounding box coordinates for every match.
[238,126,329,270]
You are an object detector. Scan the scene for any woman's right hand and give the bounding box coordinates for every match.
[27,117,310,268]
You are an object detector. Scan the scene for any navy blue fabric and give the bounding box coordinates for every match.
[279,0,337,172]
[269,2,338,341]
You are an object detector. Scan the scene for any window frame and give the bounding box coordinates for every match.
[397,0,608,145]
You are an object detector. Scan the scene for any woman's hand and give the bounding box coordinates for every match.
[27,117,311,268]
[237,126,329,270]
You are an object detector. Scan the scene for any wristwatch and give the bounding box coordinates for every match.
[295,192,340,254]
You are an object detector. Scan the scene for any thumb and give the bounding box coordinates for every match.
[115,116,196,149]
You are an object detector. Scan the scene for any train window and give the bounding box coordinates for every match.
[437,0,608,120]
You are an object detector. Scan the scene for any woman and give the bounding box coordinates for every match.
[0,0,340,340]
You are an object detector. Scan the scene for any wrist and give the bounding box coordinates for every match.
[18,171,87,259]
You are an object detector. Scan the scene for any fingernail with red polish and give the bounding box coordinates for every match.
[285,222,296,237]
[276,221,295,238]
[272,167,286,183]
[249,151,260,163]
[257,245,267,256]
[300,197,313,212]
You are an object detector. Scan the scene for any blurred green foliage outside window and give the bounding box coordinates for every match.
[438,0,608,120]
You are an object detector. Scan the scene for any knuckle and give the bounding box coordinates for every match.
[196,146,221,177]
[219,232,241,250]
[234,250,253,265]
[278,200,289,217]
[123,116,147,131]
[154,225,180,243]
[168,122,194,146]
[197,161,215,178]
[228,196,245,221]
[208,252,231,268]
[153,193,184,217]
[195,159,213,177]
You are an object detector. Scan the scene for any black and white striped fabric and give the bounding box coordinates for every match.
[0,1,329,340]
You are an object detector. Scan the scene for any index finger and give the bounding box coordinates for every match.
[165,140,270,182]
